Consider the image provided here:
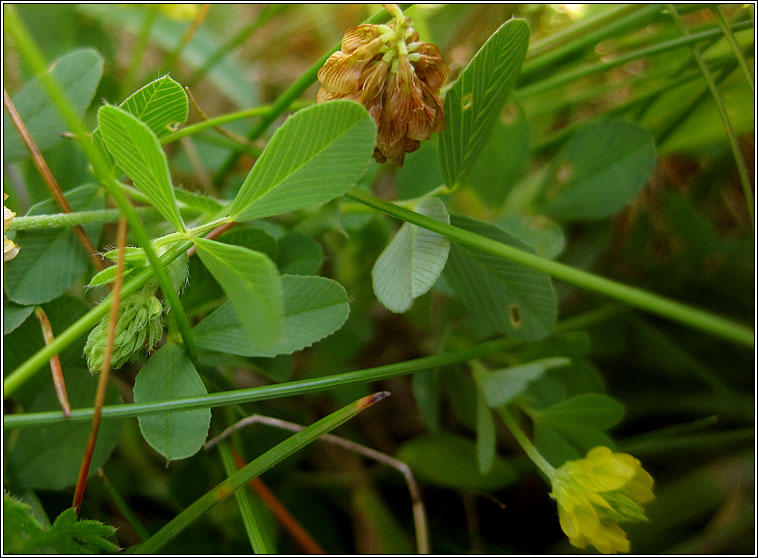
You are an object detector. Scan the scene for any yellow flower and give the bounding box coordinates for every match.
[158,4,200,21]
[4,193,20,262]
[316,6,449,166]
[549,446,654,554]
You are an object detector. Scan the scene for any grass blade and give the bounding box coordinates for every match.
[131,392,389,554]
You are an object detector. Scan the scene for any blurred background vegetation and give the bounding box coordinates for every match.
[3,3,754,554]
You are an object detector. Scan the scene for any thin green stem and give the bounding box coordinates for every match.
[9,207,153,231]
[130,393,388,554]
[517,19,754,99]
[4,337,516,429]
[121,5,158,100]
[186,4,290,87]
[4,6,199,364]
[3,240,192,396]
[217,440,271,553]
[710,5,754,94]
[98,468,152,542]
[667,5,754,230]
[498,406,555,479]
[159,100,311,145]
[346,189,754,347]
[213,5,407,183]
[521,4,659,79]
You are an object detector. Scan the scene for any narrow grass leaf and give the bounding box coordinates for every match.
[439,19,530,188]
[133,393,387,554]
[443,214,557,340]
[4,48,103,162]
[193,274,348,358]
[133,342,211,461]
[372,197,450,313]
[193,238,283,351]
[227,101,376,221]
[97,104,185,232]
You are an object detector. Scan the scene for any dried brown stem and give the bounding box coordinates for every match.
[72,218,128,515]
[34,306,71,418]
[3,88,104,271]
[205,412,430,554]
[229,446,326,554]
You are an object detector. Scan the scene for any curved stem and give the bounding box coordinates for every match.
[498,406,555,479]
[346,189,754,348]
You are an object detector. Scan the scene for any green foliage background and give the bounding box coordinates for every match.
[3,4,754,554]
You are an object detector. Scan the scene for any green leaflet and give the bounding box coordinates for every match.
[439,19,530,188]
[193,274,349,359]
[4,184,105,305]
[193,238,283,351]
[372,197,450,313]
[534,119,656,220]
[443,214,557,341]
[4,367,123,490]
[4,48,103,162]
[474,357,571,409]
[133,342,211,461]
[397,432,517,491]
[97,104,186,232]
[120,75,189,138]
[227,101,376,221]
[533,393,625,467]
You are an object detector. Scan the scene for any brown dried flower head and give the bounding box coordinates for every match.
[316,4,449,166]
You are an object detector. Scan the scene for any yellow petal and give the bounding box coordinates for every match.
[341,24,382,54]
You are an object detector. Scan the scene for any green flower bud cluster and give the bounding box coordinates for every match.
[84,286,164,372]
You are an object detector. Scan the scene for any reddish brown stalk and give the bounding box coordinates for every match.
[72,218,128,515]
[230,446,326,554]
[34,306,71,417]
[3,88,104,271]
[185,222,236,258]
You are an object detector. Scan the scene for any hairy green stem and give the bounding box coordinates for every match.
[9,207,153,231]
[667,5,754,230]
[130,393,387,553]
[518,19,754,99]
[346,190,754,347]
[4,6,199,365]
[213,5,407,183]
[4,337,515,429]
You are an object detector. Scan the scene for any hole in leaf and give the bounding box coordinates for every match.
[461,93,473,110]
[500,103,518,125]
[555,162,573,184]
[509,305,522,328]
